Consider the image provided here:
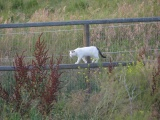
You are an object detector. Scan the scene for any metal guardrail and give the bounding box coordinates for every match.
[0,61,136,71]
[0,17,160,28]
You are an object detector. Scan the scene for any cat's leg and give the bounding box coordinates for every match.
[95,58,99,63]
[92,58,95,63]
[75,57,82,64]
[82,57,87,63]
[93,56,99,63]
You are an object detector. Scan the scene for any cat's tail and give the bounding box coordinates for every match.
[96,47,106,58]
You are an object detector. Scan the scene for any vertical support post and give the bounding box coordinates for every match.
[83,24,91,94]
[83,24,90,63]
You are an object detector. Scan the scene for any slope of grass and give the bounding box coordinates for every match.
[0,0,159,23]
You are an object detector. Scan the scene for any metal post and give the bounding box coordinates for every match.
[83,24,91,94]
[83,24,90,63]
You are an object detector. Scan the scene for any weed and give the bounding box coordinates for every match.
[152,55,160,95]
[108,57,113,73]
[0,33,62,117]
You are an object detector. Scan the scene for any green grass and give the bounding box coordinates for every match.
[0,0,159,22]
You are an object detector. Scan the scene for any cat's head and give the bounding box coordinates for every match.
[69,50,76,57]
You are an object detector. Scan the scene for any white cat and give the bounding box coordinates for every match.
[69,46,106,64]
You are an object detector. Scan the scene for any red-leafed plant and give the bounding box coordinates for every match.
[152,55,160,95]
[151,55,160,119]
[108,57,113,73]
[13,51,29,112]
[41,55,62,114]
[0,33,62,116]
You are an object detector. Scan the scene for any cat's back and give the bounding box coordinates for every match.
[84,46,97,51]
[75,46,96,51]
[80,46,96,50]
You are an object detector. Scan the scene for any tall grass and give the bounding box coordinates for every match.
[1,54,159,119]
[0,37,160,119]
[46,60,159,119]
[0,0,159,23]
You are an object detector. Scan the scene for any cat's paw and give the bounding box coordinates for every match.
[75,62,78,64]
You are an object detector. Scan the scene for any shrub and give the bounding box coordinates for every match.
[0,33,62,117]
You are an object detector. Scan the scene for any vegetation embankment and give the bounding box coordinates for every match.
[0,0,160,23]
